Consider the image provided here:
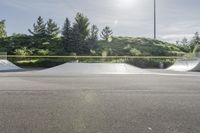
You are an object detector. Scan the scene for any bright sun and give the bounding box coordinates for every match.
[116,0,136,9]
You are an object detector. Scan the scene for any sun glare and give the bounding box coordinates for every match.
[116,0,136,9]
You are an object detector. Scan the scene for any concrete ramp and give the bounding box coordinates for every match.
[40,63,149,75]
[0,60,21,71]
[167,58,200,72]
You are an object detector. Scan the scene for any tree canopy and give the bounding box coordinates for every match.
[190,32,200,45]
[74,13,90,40]
[101,26,113,41]
[0,20,7,38]
[46,19,60,38]
[28,16,46,37]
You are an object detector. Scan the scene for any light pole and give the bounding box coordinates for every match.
[154,0,157,39]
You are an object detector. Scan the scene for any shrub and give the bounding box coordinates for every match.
[37,49,49,56]
[14,47,33,56]
[126,58,174,68]
[130,48,142,56]
[193,45,200,57]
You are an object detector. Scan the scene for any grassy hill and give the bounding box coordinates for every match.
[12,37,185,68]
[96,37,185,56]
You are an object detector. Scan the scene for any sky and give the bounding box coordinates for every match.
[1,0,200,42]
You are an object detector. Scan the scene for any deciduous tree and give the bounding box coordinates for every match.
[101,26,113,41]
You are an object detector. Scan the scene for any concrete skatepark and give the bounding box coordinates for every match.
[168,58,200,72]
[39,63,151,75]
[1,60,200,133]
[1,58,200,73]
[0,59,21,71]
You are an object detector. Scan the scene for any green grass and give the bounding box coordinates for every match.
[8,37,183,68]
[97,37,185,56]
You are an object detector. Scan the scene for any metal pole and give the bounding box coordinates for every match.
[154,0,156,39]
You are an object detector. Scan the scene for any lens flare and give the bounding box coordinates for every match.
[116,0,136,9]
[114,20,118,25]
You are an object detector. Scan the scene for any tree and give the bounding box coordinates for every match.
[89,25,99,41]
[101,26,113,41]
[28,16,47,49]
[177,37,191,53]
[28,16,46,37]
[46,19,60,38]
[45,19,60,54]
[181,37,188,46]
[87,25,99,50]
[0,20,7,38]
[190,32,200,45]
[74,13,90,40]
[62,18,71,39]
[28,16,55,50]
[68,13,91,55]
[61,18,73,53]
[62,14,92,55]
[71,24,84,54]
[175,41,180,45]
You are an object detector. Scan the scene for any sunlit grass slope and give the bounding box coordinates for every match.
[97,37,185,56]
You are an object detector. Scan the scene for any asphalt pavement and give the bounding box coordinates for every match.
[0,70,200,133]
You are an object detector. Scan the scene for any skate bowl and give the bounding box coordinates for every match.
[167,58,200,72]
[0,60,21,71]
[39,63,150,75]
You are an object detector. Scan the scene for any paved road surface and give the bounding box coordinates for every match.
[0,70,200,133]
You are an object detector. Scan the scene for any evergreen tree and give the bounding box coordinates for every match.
[62,15,91,55]
[70,13,91,54]
[28,16,48,49]
[181,37,188,46]
[71,24,84,54]
[87,25,99,49]
[101,26,113,41]
[61,18,73,53]
[62,18,71,39]
[46,19,60,38]
[190,32,200,45]
[74,13,90,40]
[45,19,60,54]
[89,25,99,41]
[0,20,7,38]
[175,41,180,45]
[28,16,46,37]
